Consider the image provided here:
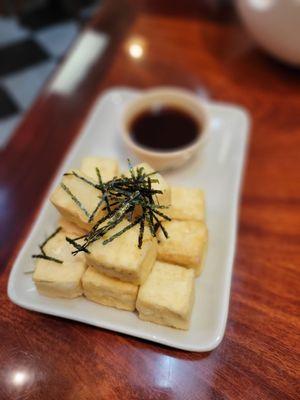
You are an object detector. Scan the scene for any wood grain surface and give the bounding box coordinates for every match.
[0,1,299,399]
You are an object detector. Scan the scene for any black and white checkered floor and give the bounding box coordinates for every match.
[0,2,100,149]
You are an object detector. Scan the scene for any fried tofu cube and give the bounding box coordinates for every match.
[33,230,86,298]
[82,266,138,311]
[33,259,86,298]
[157,220,208,276]
[126,163,171,208]
[169,187,205,221]
[59,217,87,237]
[80,157,119,182]
[43,230,85,263]
[136,261,195,330]
[85,220,157,285]
[50,170,104,230]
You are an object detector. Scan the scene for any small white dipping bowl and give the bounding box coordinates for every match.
[120,87,210,170]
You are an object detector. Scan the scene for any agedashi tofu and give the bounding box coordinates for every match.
[169,187,205,221]
[127,163,171,208]
[80,157,119,182]
[85,220,157,285]
[50,170,104,230]
[82,266,138,311]
[157,220,208,276]
[136,261,195,330]
[33,259,86,299]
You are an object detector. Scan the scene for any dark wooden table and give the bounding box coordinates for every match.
[1,1,299,399]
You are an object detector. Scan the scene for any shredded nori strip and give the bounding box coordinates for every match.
[32,254,63,264]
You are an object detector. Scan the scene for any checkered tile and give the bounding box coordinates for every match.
[0,1,101,150]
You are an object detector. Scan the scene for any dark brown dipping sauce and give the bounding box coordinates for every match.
[129,106,200,151]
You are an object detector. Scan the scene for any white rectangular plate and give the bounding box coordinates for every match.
[8,88,250,352]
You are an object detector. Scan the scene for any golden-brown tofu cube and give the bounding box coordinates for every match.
[33,259,86,299]
[80,157,119,182]
[82,266,138,311]
[85,220,157,285]
[50,170,104,230]
[169,187,205,221]
[136,261,195,330]
[157,220,208,276]
[33,230,86,298]
[58,217,87,236]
